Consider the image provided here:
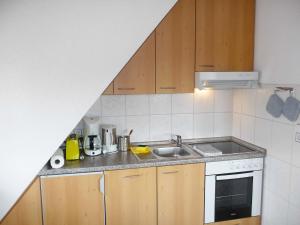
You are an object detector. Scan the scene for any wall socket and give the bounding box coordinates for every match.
[296,124,300,143]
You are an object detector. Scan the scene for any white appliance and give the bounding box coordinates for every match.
[195,72,259,89]
[83,117,102,156]
[205,158,263,223]
[101,124,117,154]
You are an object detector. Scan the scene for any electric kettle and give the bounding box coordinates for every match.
[101,124,117,154]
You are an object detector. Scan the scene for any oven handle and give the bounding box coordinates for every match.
[216,172,254,180]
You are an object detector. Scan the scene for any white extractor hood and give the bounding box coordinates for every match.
[195,72,259,90]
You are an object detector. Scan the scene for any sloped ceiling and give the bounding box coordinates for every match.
[0,0,176,219]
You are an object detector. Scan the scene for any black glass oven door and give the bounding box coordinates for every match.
[215,174,253,222]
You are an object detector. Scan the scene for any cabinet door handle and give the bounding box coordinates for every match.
[99,175,105,194]
[199,64,215,68]
[162,171,179,174]
[122,174,141,179]
[117,87,135,90]
[159,86,176,90]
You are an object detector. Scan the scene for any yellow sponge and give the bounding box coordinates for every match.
[131,146,151,154]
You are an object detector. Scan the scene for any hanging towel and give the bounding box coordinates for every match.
[266,93,284,118]
[283,96,300,122]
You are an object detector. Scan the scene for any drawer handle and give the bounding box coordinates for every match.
[162,171,179,174]
[117,87,135,90]
[199,64,215,68]
[159,87,176,90]
[122,174,141,179]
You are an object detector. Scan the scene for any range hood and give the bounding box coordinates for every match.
[195,72,259,90]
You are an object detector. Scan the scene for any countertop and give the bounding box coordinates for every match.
[39,136,266,176]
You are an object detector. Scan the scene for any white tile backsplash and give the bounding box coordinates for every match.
[214,113,232,137]
[85,98,102,117]
[171,114,194,139]
[149,94,171,115]
[214,90,233,112]
[194,89,214,113]
[270,121,294,163]
[194,113,214,138]
[126,115,150,142]
[101,116,126,135]
[240,114,255,143]
[101,95,125,116]
[171,93,194,114]
[125,95,149,116]
[150,115,171,141]
[241,89,256,116]
[254,118,272,149]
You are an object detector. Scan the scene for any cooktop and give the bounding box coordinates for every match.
[189,141,254,157]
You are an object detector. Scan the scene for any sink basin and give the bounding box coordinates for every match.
[153,146,191,158]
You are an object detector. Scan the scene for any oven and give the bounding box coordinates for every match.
[205,158,263,223]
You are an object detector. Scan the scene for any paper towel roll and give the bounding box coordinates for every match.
[50,148,65,169]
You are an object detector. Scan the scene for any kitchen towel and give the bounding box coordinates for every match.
[50,148,65,169]
[283,96,300,121]
[266,93,284,118]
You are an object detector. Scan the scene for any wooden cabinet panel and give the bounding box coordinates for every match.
[1,178,42,225]
[41,173,105,225]
[102,82,114,95]
[195,0,255,71]
[208,216,261,225]
[105,167,157,225]
[156,0,195,93]
[157,163,205,225]
[114,33,155,94]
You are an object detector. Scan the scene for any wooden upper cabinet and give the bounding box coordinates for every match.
[41,173,105,225]
[157,163,205,225]
[1,178,42,225]
[105,167,157,225]
[102,82,114,95]
[195,0,255,71]
[114,33,156,94]
[210,216,261,225]
[156,0,196,93]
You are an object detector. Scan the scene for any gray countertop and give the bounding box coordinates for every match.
[39,136,266,176]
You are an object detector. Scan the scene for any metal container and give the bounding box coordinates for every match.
[117,135,130,152]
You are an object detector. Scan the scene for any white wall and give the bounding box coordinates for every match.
[232,88,300,225]
[79,90,233,142]
[0,0,176,219]
[255,0,300,84]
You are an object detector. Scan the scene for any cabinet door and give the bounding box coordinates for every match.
[1,178,42,225]
[102,82,114,95]
[157,163,205,225]
[156,0,195,93]
[41,173,105,225]
[210,216,261,225]
[105,167,157,225]
[114,33,155,94]
[195,0,255,71]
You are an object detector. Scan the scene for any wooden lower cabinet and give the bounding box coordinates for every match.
[157,163,205,225]
[207,217,261,225]
[0,178,42,225]
[41,173,105,225]
[105,167,157,225]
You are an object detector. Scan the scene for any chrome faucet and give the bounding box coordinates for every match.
[172,135,182,147]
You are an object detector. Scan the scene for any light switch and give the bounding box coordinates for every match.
[296,124,300,143]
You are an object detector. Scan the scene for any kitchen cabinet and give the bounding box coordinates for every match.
[156,0,195,93]
[195,0,255,71]
[114,32,156,94]
[102,82,114,95]
[157,163,205,225]
[105,167,157,225]
[208,216,261,225]
[0,178,42,225]
[41,173,105,225]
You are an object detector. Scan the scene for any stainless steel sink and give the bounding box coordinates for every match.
[152,146,191,158]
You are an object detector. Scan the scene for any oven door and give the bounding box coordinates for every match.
[205,170,262,223]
